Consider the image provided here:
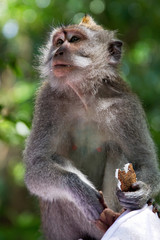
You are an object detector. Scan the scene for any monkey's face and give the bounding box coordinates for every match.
[40,23,122,91]
[51,28,91,78]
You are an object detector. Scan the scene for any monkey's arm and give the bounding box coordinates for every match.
[24,83,104,220]
[103,95,160,210]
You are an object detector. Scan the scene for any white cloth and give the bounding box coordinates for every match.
[101,205,160,240]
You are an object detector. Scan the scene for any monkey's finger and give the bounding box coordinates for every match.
[116,189,126,199]
[118,196,142,209]
[98,191,108,208]
[152,203,160,212]
[153,206,158,213]
[118,201,140,210]
[131,182,140,191]
[131,181,147,191]
[95,219,109,232]
[116,189,123,196]
[117,188,141,201]
[146,199,160,218]
[118,194,141,204]
[118,194,142,209]
[152,204,160,218]
[100,208,121,225]
[117,187,147,202]
[147,198,154,206]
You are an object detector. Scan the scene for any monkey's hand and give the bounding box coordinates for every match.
[116,181,151,210]
[67,173,104,221]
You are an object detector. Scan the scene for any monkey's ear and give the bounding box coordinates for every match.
[108,40,123,65]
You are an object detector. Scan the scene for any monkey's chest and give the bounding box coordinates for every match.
[71,121,104,152]
[69,121,106,188]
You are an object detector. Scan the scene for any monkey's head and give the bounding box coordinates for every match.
[39,16,123,92]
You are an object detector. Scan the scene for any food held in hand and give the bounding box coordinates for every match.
[115,163,137,192]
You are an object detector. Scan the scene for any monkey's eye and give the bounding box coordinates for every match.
[56,39,64,46]
[69,36,80,43]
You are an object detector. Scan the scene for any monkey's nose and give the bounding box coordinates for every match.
[55,48,64,57]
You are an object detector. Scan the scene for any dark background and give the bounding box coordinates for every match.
[0,0,160,239]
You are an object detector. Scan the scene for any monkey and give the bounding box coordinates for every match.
[23,15,160,240]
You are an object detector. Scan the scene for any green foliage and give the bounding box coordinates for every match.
[0,0,160,238]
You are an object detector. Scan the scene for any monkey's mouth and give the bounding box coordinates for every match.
[52,61,74,77]
[53,62,72,68]
[55,64,72,67]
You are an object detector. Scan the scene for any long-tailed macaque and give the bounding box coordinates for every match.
[24,16,160,240]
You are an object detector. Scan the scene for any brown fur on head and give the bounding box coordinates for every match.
[38,15,123,93]
[79,15,103,31]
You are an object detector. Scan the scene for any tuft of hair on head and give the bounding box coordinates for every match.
[79,15,103,31]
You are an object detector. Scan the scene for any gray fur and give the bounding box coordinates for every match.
[24,20,160,240]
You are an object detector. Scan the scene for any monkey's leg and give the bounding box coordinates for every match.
[40,199,103,240]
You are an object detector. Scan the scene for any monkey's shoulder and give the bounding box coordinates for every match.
[95,93,142,112]
[35,81,72,109]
